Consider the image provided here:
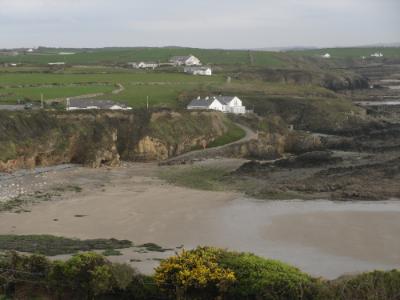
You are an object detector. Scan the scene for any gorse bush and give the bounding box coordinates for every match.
[0,250,399,300]
[155,247,236,299]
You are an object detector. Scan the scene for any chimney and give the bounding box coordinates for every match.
[197,96,201,100]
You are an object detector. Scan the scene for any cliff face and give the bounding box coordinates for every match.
[133,111,226,161]
[0,110,228,172]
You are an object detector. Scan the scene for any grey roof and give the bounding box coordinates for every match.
[68,99,130,109]
[215,96,236,105]
[188,96,238,108]
[170,55,192,62]
[187,98,215,108]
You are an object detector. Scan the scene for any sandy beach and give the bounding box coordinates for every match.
[1,161,400,278]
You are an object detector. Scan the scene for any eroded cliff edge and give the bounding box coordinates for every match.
[0,110,228,172]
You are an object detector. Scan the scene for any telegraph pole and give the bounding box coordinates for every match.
[40,93,44,109]
[146,96,149,110]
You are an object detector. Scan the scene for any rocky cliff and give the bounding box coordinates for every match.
[0,110,229,172]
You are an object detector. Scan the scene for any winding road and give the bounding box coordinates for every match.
[160,123,258,165]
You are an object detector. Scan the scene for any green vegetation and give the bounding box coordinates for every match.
[160,166,230,191]
[1,249,398,300]
[0,235,132,256]
[208,121,245,147]
[0,47,286,66]
[155,247,236,299]
[102,249,123,256]
[217,250,313,299]
[137,243,172,253]
[0,84,115,103]
[0,71,225,107]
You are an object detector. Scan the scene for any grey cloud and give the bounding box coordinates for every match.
[0,0,398,48]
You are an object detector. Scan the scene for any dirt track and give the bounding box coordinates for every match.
[161,123,257,165]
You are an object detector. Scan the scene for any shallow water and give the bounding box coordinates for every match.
[194,198,400,279]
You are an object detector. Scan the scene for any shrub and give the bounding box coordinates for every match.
[155,247,236,299]
[331,270,400,300]
[110,263,136,291]
[49,252,113,299]
[217,251,315,300]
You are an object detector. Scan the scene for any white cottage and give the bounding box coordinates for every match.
[187,96,246,114]
[128,62,158,69]
[184,66,212,76]
[371,52,384,57]
[170,55,201,66]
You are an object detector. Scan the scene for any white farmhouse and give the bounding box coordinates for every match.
[128,62,158,70]
[48,62,66,66]
[170,55,201,66]
[184,66,212,76]
[371,52,384,57]
[322,53,331,58]
[187,96,246,114]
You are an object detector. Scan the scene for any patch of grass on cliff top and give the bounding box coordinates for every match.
[208,121,245,147]
[0,235,132,256]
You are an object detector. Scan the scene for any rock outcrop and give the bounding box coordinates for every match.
[0,110,230,172]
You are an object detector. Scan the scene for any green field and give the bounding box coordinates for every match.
[0,70,226,107]
[0,47,286,67]
[1,46,395,109]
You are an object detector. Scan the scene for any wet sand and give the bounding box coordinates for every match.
[0,161,400,278]
[263,210,400,265]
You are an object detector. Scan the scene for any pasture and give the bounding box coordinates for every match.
[0,67,226,107]
[0,47,286,67]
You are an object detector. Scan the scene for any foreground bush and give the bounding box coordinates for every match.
[1,250,400,299]
[155,247,236,299]
[0,252,164,300]
[217,250,315,300]
[330,270,400,300]
[155,247,317,300]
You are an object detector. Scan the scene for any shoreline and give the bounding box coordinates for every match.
[0,161,399,279]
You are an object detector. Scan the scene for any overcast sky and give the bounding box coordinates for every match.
[0,0,399,49]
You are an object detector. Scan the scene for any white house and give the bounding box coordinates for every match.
[48,62,66,66]
[322,53,331,58]
[66,99,132,111]
[184,66,212,76]
[170,55,201,66]
[371,52,384,57]
[128,62,158,70]
[187,96,246,114]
